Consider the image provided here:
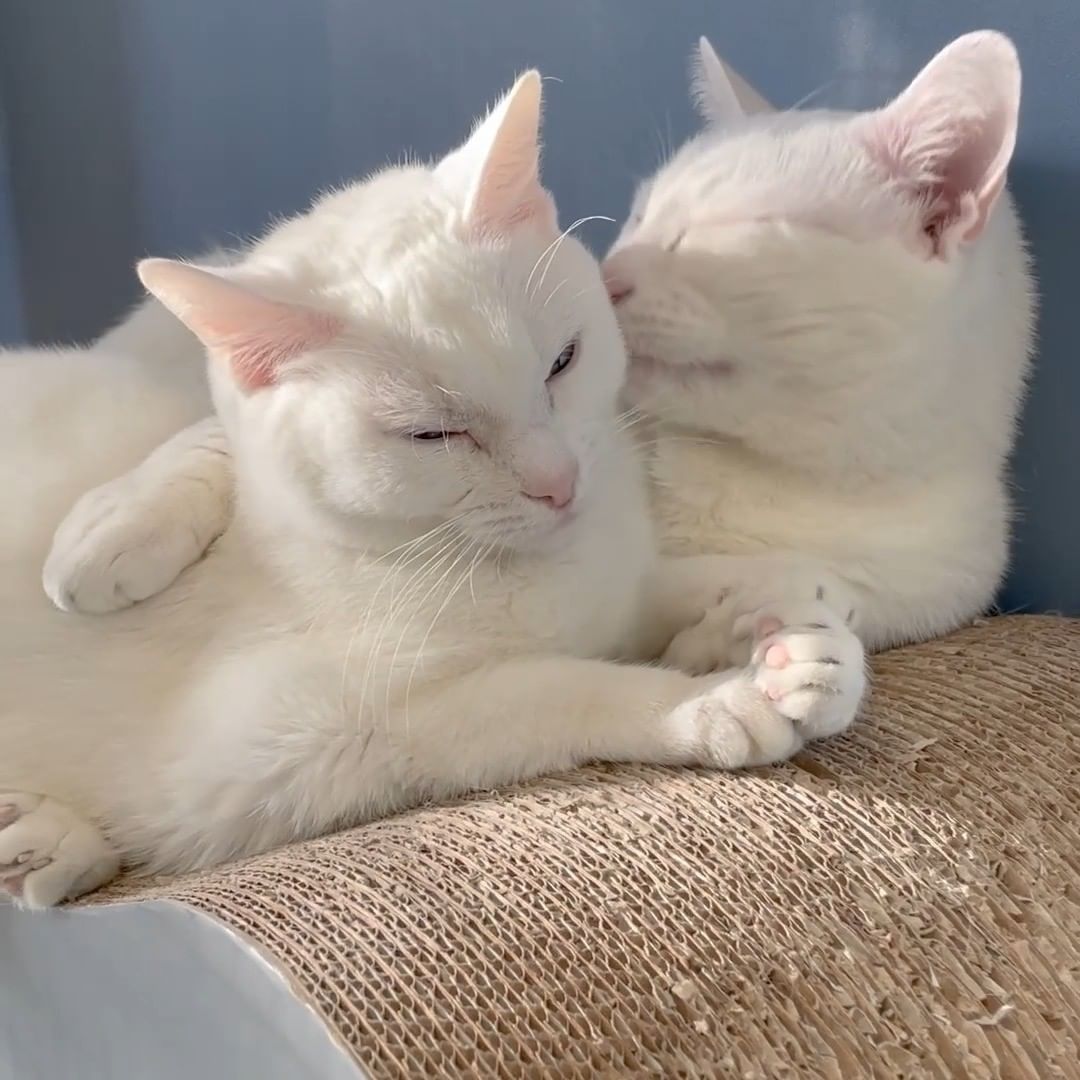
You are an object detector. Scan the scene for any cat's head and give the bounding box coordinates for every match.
[604,32,1022,460]
[140,72,625,553]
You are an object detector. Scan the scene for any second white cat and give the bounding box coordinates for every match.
[605,31,1034,667]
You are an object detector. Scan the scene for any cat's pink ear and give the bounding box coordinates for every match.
[437,70,556,238]
[691,37,774,127]
[863,31,1020,253]
[137,259,343,391]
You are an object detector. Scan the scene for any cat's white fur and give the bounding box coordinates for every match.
[604,31,1034,666]
[1,74,864,907]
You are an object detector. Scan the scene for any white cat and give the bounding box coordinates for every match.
[0,73,864,908]
[604,30,1034,668]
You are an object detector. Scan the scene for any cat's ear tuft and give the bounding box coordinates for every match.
[690,37,774,127]
[862,30,1021,253]
[138,259,343,391]
[438,69,557,238]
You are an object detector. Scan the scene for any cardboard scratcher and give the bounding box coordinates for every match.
[7,616,1079,1078]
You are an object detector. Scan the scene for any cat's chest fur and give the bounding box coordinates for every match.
[498,509,653,659]
[646,425,1011,653]
[647,433,1003,564]
[649,436,818,557]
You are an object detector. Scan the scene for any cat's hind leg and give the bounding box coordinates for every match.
[0,793,119,908]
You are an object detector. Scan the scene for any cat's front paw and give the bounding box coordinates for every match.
[672,678,804,770]
[0,793,118,908]
[662,597,741,674]
[663,571,861,674]
[671,602,866,770]
[745,602,867,741]
[43,464,228,615]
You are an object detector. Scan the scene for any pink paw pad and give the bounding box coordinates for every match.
[764,644,790,669]
[756,616,783,639]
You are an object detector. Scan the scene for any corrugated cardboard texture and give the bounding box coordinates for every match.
[91,615,1080,1078]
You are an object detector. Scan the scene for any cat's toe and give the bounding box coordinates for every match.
[0,800,28,829]
[662,603,743,674]
[748,606,867,741]
[43,484,202,615]
[0,792,41,833]
[679,675,803,769]
[0,793,119,909]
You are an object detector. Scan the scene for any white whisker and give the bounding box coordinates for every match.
[391,538,480,737]
[542,278,570,309]
[526,216,615,300]
[349,522,466,735]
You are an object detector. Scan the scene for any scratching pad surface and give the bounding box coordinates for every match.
[93,616,1080,1078]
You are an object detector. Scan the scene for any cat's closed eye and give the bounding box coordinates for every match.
[547,339,578,380]
[410,429,465,442]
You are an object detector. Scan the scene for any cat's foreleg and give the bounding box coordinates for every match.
[396,605,864,794]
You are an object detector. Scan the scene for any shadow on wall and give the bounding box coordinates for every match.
[1001,159,1080,618]
[0,101,25,343]
[0,0,139,345]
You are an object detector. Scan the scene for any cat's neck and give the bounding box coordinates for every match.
[640,422,879,493]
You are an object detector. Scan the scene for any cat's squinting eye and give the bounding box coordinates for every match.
[411,429,464,442]
[547,339,578,381]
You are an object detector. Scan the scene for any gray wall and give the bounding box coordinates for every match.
[0,0,1077,614]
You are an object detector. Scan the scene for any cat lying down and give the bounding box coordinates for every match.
[0,72,865,908]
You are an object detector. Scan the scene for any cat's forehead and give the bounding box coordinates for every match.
[643,111,894,232]
[357,307,547,430]
[253,165,591,405]
[256,159,594,338]
[348,251,550,400]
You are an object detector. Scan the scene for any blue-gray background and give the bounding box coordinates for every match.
[0,1,1076,614]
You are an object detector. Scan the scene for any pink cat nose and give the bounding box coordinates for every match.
[602,265,635,305]
[522,460,579,510]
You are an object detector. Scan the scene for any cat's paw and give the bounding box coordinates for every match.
[743,602,867,741]
[0,793,119,908]
[671,603,866,769]
[662,598,742,674]
[43,473,222,615]
[663,572,860,674]
[672,672,803,770]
